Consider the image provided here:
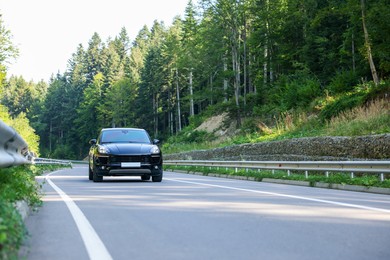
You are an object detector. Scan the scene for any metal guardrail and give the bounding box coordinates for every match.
[33,158,72,166]
[0,120,72,168]
[0,120,31,168]
[165,160,390,181]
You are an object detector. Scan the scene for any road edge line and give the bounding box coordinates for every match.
[46,172,113,260]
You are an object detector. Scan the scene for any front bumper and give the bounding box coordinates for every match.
[94,154,162,176]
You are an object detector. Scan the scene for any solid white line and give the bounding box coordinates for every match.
[46,172,113,260]
[166,177,390,214]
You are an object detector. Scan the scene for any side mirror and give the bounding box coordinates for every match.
[153,139,160,145]
[89,139,97,145]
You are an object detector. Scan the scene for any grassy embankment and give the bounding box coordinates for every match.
[163,83,389,154]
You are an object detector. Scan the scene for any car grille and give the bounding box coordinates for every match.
[109,156,150,164]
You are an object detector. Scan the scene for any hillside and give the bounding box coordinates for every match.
[163,84,390,157]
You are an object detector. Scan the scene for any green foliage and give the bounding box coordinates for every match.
[0,200,26,260]
[269,74,321,111]
[0,105,10,124]
[325,98,390,137]
[328,70,359,94]
[163,130,214,152]
[320,81,390,122]
[0,165,40,258]
[0,166,42,206]
[319,92,366,121]
[51,145,77,160]
[0,164,70,258]
[0,16,19,64]
[8,113,40,155]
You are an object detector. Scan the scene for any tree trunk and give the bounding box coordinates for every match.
[352,32,356,73]
[263,38,268,85]
[243,23,247,106]
[223,55,228,102]
[153,92,158,137]
[189,70,194,116]
[232,29,241,128]
[49,120,52,153]
[361,0,379,85]
[210,74,213,105]
[176,69,182,132]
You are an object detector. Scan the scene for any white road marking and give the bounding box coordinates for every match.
[166,177,390,214]
[46,171,113,260]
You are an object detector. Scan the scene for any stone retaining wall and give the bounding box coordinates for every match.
[165,134,390,161]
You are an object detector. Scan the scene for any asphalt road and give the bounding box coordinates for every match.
[21,165,390,260]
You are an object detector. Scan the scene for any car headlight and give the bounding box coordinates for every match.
[98,145,110,154]
[150,145,160,154]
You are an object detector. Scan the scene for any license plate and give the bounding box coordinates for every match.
[121,162,141,168]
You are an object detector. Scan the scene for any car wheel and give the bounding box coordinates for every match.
[141,175,151,181]
[88,164,93,180]
[92,165,103,182]
[152,172,163,182]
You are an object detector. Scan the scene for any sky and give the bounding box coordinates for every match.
[0,0,194,82]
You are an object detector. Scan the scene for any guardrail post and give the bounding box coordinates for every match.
[350,172,354,179]
[380,173,384,182]
[287,170,291,176]
[325,171,329,178]
[305,170,308,179]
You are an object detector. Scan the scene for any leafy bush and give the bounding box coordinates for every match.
[0,166,42,206]
[0,164,70,258]
[51,145,77,160]
[0,200,26,259]
[0,165,41,258]
[167,130,213,144]
[271,74,321,110]
[328,70,359,94]
[319,92,366,121]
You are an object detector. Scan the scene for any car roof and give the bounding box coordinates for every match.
[101,128,145,132]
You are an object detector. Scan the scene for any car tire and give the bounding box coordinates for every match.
[92,165,103,182]
[152,172,163,182]
[141,175,151,181]
[88,164,93,180]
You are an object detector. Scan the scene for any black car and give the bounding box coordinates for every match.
[88,128,163,182]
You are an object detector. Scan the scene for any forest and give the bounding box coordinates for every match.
[1,0,389,159]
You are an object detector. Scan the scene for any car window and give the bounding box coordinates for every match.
[100,130,151,144]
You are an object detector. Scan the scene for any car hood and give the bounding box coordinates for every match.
[101,143,155,155]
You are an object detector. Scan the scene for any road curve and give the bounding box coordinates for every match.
[21,166,390,260]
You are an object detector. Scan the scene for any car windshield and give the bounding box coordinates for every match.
[100,129,151,144]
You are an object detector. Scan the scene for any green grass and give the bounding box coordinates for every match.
[0,164,71,259]
[164,165,390,189]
